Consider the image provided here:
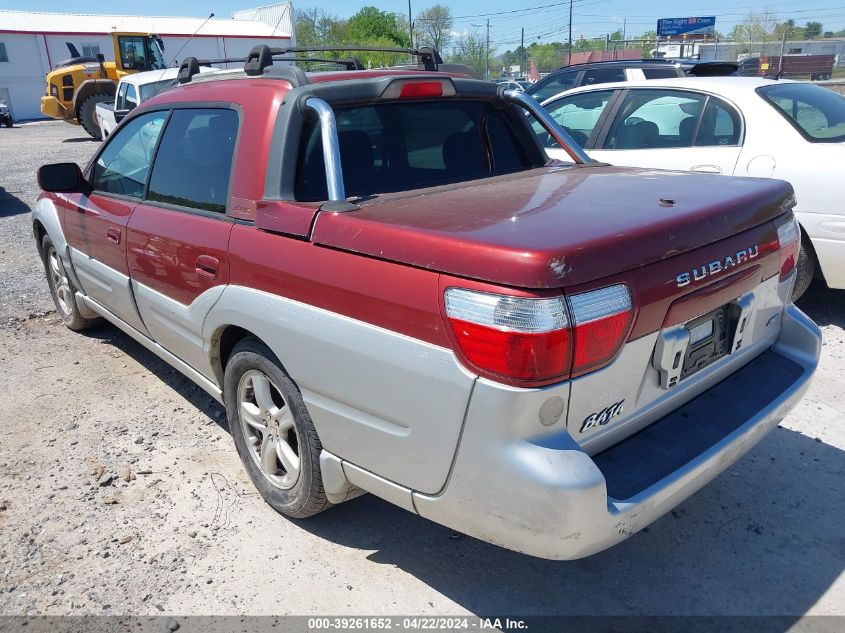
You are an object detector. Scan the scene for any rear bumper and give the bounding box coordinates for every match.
[413,304,821,560]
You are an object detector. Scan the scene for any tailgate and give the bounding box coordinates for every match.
[564,217,790,454]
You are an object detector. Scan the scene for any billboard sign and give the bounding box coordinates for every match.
[657,16,716,38]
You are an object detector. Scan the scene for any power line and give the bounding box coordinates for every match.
[416,0,608,22]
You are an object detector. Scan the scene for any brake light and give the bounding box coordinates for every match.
[777,216,800,281]
[444,288,570,381]
[444,284,634,383]
[568,285,633,374]
[399,81,444,99]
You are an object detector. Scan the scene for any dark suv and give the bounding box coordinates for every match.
[527,59,739,102]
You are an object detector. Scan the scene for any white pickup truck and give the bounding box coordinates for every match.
[95,66,215,139]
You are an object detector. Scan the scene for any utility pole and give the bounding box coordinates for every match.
[521,27,525,77]
[567,0,573,65]
[408,0,413,48]
[486,19,490,80]
[622,17,626,48]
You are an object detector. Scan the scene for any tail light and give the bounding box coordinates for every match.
[444,284,633,384]
[777,216,800,281]
[399,81,444,99]
[569,285,633,374]
[444,288,570,382]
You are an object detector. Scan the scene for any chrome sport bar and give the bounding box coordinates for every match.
[503,89,592,165]
[305,97,346,203]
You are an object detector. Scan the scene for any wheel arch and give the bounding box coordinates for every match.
[211,324,261,387]
[798,223,824,282]
[32,197,67,259]
[72,80,116,116]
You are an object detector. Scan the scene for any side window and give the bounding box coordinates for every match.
[119,36,146,70]
[643,67,682,79]
[125,84,139,111]
[81,43,101,58]
[530,72,579,102]
[604,90,706,150]
[91,111,167,198]
[535,90,614,147]
[0,43,8,63]
[115,83,128,111]
[695,98,741,146]
[147,108,239,213]
[581,68,625,86]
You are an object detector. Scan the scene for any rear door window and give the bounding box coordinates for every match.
[642,67,681,79]
[533,90,615,148]
[295,100,539,201]
[147,108,239,213]
[581,68,626,86]
[91,111,166,198]
[529,72,580,101]
[604,89,706,149]
[695,97,742,146]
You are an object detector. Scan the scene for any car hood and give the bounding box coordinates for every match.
[311,165,793,288]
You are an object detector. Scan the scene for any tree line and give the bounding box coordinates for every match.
[295,5,845,77]
[294,4,495,77]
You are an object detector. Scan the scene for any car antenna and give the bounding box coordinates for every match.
[158,12,215,81]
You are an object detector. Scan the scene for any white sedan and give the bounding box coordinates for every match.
[537,76,845,299]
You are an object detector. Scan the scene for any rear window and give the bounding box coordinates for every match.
[758,83,845,143]
[295,100,539,201]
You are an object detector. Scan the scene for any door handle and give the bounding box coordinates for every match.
[195,255,219,279]
[106,227,121,244]
[691,165,722,174]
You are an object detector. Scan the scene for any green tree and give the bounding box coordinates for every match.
[449,29,495,78]
[804,21,823,38]
[415,4,454,52]
[731,11,779,56]
[630,30,656,56]
[346,6,410,47]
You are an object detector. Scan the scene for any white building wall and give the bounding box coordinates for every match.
[0,33,48,120]
[0,32,292,121]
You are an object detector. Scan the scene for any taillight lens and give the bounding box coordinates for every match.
[777,216,800,281]
[568,285,633,374]
[444,284,634,383]
[444,288,571,381]
[399,81,444,99]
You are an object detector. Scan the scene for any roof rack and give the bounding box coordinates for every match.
[177,44,445,85]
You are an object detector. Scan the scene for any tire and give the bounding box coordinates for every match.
[77,93,111,140]
[41,234,101,331]
[3,120,11,128]
[791,234,817,301]
[224,337,330,519]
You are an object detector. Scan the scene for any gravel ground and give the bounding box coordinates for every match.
[0,121,843,618]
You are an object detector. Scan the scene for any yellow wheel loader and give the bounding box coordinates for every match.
[41,32,168,139]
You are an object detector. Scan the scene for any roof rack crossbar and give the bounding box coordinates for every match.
[258,45,443,71]
[176,44,444,86]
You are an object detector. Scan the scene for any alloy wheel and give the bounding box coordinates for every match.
[236,369,301,490]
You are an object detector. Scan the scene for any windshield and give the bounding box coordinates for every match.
[140,79,175,102]
[146,37,167,71]
[758,83,845,143]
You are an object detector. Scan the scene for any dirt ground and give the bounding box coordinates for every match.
[0,121,843,618]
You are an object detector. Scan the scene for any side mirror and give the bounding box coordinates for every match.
[114,109,130,122]
[38,163,84,193]
[96,53,105,63]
